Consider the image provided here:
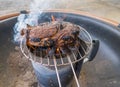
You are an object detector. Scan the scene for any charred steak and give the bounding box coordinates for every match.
[21,21,81,58]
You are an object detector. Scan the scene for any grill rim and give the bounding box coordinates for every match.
[0,9,119,27]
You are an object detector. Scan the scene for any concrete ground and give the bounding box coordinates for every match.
[0,0,120,87]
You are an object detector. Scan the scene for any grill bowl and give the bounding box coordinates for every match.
[0,10,120,87]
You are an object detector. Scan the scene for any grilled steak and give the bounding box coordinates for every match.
[21,21,81,58]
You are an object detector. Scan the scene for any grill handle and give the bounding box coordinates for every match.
[88,40,99,61]
[84,40,99,63]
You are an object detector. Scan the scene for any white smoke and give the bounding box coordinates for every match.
[13,13,27,42]
[13,0,75,42]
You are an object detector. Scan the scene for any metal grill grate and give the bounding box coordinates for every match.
[20,26,92,87]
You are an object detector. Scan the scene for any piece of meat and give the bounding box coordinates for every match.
[29,25,58,39]
[23,21,81,58]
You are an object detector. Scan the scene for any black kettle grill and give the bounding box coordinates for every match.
[0,10,120,87]
[19,10,99,87]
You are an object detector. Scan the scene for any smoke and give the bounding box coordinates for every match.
[13,0,74,42]
[13,13,27,42]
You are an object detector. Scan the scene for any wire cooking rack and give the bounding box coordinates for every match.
[20,26,92,87]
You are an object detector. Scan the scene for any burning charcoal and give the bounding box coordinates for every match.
[59,22,64,30]
[30,38,41,42]
[69,46,77,51]
[36,47,42,51]
[60,47,70,55]
[47,39,55,47]
[60,48,66,54]
[44,40,49,47]
[41,49,47,57]
[48,48,55,57]
[72,30,80,36]
[62,36,72,41]
[26,30,30,39]
[42,39,55,47]
[62,36,74,46]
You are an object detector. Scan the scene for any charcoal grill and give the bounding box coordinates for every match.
[0,9,120,87]
[20,22,97,87]
[17,10,100,87]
